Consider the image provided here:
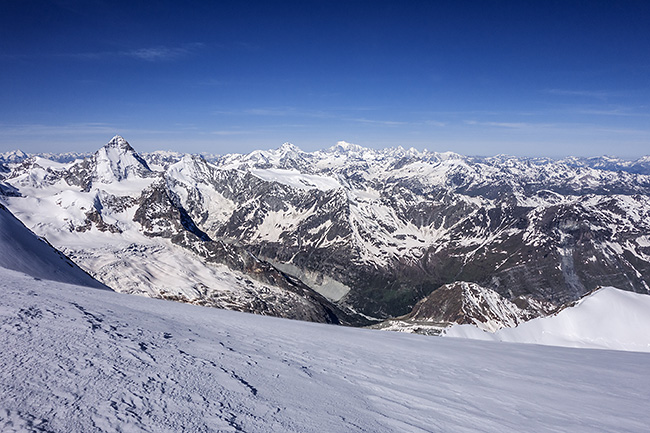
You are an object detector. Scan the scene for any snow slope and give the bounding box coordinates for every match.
[0,203,107,289]
[446,287,650,352]
[1,267,649,433]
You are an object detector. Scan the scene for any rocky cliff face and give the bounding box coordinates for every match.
[371,281,555,335]
[2,137,649,327]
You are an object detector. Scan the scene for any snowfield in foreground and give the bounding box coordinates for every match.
[1,268,649,433]
[446,287,650,352]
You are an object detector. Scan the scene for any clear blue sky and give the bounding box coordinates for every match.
[1,0,649,157]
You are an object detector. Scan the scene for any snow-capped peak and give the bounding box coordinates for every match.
[328,141,367,154]
[106,135,132,150]
[276,142,303,155]
[637,155,650,163]
[93,135,152,183]
[166,154,214,183]
[0,149,29,163]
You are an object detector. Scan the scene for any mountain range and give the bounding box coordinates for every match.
[1,136,649,330]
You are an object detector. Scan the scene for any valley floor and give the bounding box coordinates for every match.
[1,267,648,433]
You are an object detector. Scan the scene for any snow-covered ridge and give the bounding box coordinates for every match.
[446,287,650,352]
[250,168,342,191]
[372,282,551,335]
[0,149,28,163]
[1,267,649,432]
[0,202,108,289]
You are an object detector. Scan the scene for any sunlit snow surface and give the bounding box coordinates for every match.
[250,168,342,191]
[446,287,650,352]
[1,268,649,433]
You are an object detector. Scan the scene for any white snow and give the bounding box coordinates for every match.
[0,203,107,289]
[446,287,650,352]
[457,282,526,332]
[636,235,650,247]
[250,168,341,191]
[93,136,151,183]
[3,172,314,311]
[1,267,649,432]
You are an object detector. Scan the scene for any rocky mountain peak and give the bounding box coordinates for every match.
[403,282,532,332]
[0,149,29,164]
[166,154,214,183]
[106,135,132,150]
[276,142,303,155]
[93,135,152,183]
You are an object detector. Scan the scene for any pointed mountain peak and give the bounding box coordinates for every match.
[106,135,132,149]
[0,149,29,163]
[93,136,152,183]
[276,142,303,154]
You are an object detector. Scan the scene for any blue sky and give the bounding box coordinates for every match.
[1,0,649,157]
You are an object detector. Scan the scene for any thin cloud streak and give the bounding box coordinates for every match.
[2,43,206,62]
[0,122,189,137]
[572,107,650,117]
[210,130,253,136]
[122,43,205,61]
[214,107,335,119]
[213,107,419,127]
[464,120,536,129]
[544,88,625,100]
[463,119,650,138]
[351,118,410,126]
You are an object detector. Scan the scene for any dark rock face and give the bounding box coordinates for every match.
[0,181,20,197]
[401,281,553,330]
[132,179,351,324]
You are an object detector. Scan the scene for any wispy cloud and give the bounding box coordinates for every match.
[0,122,190,137]
[210,130,252,136]
[424,120,447,127]
[0,122,118,136]
[544,88,624,100]
[464,120,534,129]
[350,118,410,126]
[1,43,206,63]
[213,107,336,120]
[571,106,650,117]
[245,108,303,116]
[213,107,419,127]
[121,43,204,61]
[462,119,650,139]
